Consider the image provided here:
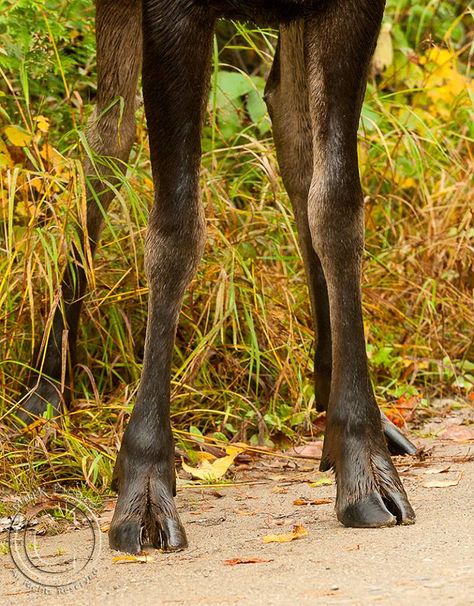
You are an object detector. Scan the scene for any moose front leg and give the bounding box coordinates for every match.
[304,2,415,527]
[109,3,215,554]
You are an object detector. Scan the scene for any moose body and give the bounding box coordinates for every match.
[20,0,417,554]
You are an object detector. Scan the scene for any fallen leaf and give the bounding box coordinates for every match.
[423,476,461,488]
[285,441,323,459]
[263,524,308,544]
[0,139,13,168]
[439,425,474,443]
[181,446,239,482]
[308,477,333,488]
[293,498,332,506]
[383,395,419,427]
[195,451,217,462]
[112,554,155,564]
[424,466,451,475]
[236,509,256,516]
[271,486,288,494]
[35,115,50,133]
[224,557,273,566]
[4,125,32,147]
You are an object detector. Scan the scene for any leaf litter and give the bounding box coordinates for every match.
[262,524,308,544]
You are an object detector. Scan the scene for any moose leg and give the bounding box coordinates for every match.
[18,0,142,422]
[109,3,215,554]
[303,1,415,526]
[265,25,332,414]
[265,23,416,457]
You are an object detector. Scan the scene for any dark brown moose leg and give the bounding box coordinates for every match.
[109,3,215,554]
[265,25,332,414]
[18,0,142,422]
[302,1,415,527]
[265,21,416,458]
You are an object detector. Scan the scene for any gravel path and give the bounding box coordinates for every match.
[1,439,473,606]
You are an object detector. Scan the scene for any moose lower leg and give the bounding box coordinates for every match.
[265,24,332,413]
[18,0,142,422]
[109,3,215,554]
[266,21,416,457]
[304,2,415,526]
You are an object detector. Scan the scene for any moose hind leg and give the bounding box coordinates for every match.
[265,22,416,458]
[18,0,142,423]
[264,24,332,414]
[109,3,215,554]
[304,2,415,527]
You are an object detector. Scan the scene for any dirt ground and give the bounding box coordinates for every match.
[1,435,474,606]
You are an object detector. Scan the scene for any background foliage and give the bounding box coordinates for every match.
[0,0,473,491]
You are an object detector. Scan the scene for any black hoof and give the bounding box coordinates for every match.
[321,432,416,529]
[110,467,187,554]
[338,491,396,528]
[109,498,188,554]
[109,520,143,554]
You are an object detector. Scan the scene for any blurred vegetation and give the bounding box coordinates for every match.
[0,0,473,491]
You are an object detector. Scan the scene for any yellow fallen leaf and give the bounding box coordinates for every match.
[181,447,238,482]
[308,477,333,487]
[263,524,308,544]
[195,451,217,462]
[0,139,12,168]
[112,554,154,564]
[4,125,32,147]
[36,115,50,133]
[225,444,246,456]
[40,143,67,171]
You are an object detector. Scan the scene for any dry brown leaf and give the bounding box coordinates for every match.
[293,498,332,506]
[271,486,288,494]
[285,441,323,459]
[263,524,308,544]
[236,509,257,516]
[439,425,474,443]
[345,544,361,552]
[224,557,273,566]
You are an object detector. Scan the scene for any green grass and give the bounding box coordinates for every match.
[0,0,473,493]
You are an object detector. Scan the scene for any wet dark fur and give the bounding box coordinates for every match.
[19,0,416,553]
